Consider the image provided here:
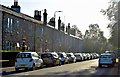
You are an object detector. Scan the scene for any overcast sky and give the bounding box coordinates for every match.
[1,0,110,38]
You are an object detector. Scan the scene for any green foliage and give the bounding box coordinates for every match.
[101,0,119,49]
[0,50,21,52]
[83,24,110,53]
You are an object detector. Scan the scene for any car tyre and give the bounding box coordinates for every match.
[25,68,28,71]
[99,64,102,67]
[40,63,44,69]
[31,64,36,70]
[59,61,61,66]
[15,68,19,72]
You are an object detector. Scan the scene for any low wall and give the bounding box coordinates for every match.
[1,52,19,67]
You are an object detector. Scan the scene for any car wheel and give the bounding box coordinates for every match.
[15,68,19,72]
[111,64,114,67]
[31,64,36,70]
[59,61,61,66]
[61,61,64,65]
[99,64,102,67]
[67,61,70,64]
[25,68,28,71]
[40,63,44,69]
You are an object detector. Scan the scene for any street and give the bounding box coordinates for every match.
[1,59,119,76]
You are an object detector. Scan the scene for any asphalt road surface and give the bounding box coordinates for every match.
[1,59,119,77]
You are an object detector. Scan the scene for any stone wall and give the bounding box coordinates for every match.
[1,5,83,53]
[0,6,2,50]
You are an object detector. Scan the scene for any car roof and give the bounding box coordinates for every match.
[100,53,112,56]
[41,52,57,54]
[19,52,37,54]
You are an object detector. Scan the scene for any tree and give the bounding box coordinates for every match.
[83,24,108,53]
[101,0,119,49]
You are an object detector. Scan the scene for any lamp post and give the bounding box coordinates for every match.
[54,11,63,28]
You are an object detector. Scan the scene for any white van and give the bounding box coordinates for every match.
[15,52,43,71]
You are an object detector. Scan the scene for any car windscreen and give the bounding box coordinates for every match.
[16,53,31,58]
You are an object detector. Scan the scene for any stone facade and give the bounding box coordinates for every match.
[0,5,2,50]
[0,4,83,52]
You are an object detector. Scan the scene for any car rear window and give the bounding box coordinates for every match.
[16,53,31,58]
[100,55,112,58]
[41,54,52,58]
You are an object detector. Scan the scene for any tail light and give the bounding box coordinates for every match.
[29,58,33,62]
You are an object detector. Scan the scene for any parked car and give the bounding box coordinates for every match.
[98,53,114,67]
[89,53,94,59]
[66,53,76,63]
[81,53,87,60]
[74,53,84,61]
[41,52,61,66]
[15,52,43,71]
[93,53,99,59]
[86,53,91,60]
[57,52,69,64]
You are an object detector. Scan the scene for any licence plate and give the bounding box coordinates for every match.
[20,64,26,66]
[43,58,49,60]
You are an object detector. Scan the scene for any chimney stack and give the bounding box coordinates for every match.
[43,9,48,25]
[11,0,21,13]
[34,10,41,21]
[66,23,70,34]
[61,23,65,31]
[58,17,61,30]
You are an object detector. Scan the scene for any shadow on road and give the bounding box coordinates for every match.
[1,69,28,75]
[45,63,119,77]
[1,65,62,76]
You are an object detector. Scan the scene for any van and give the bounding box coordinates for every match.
[15,52,43,71]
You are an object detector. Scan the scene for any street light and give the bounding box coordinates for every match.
[54,11,63,28]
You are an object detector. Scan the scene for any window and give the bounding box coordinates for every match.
[16,20,19,28]
[7,18,13,33]
[7,18,10,32]
[6,41,13,50]
[16,42,20,48]
[16,53,31,58]
[32,53,39,58]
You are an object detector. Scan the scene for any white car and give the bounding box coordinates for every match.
[98,53,114,67]
[15,52,43,71]
[74,53,84,61]
[66,53,76,63]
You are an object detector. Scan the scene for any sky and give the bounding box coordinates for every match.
[0,0,110,38]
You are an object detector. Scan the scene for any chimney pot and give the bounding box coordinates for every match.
[43,9,48,25]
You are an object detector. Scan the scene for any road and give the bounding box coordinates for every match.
[1,59,119,76]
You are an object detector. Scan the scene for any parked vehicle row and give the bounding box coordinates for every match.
[15,51,99,71]
[74,52,99,61]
